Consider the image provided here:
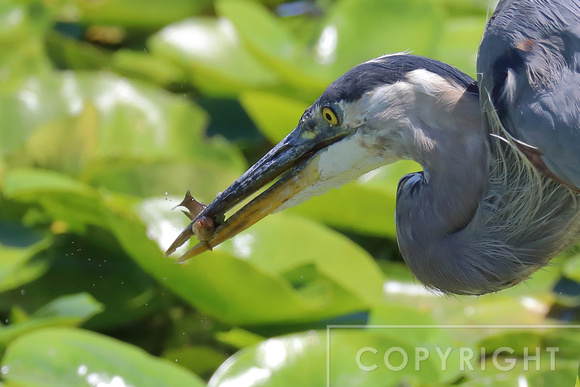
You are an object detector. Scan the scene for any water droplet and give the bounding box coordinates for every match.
[1,365,9,374]
[165,192,168,195]
[20,289,26,296]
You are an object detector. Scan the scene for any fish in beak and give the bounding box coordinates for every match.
[165,114,355,263]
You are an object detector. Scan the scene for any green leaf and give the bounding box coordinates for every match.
[216,0,331,93]
[32,293,103,320]
[163,346,227,380]
[111,49,186,87]
[215,328,265,350]
[4,168,108,232]
[1,328,205,387]
[82,158,245,202]
[46,31,112,72]
[2,171,160,329]
[217,0,297,63]
[0,294,102,351]
[239,91,308,143]
[317,0,444,78]
[435,17,486,76]
[463,358,578,386]
[149,18,279,96]
[208,330,442,386]
[2,72,212,169]
[0,2,52,93]
[216,213,385,306]
[0,220,50,292]
[563,254,580,283]
[50,0,207,28]
[106,197,385,325]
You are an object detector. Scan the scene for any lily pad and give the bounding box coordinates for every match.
[0,220,50,292]
[1,327,205,387]
[149,18,279,96]
[106,196,385,325]
[239,91,308,144]
[0,293,102,351]
[50,0,205,28]
[317,0,444,77]
[435,17,485,76]
[208,329,442,387]
[563,254,580,283]
[0,2,52,93]
[216,0,331,93]
[1,72,213,168]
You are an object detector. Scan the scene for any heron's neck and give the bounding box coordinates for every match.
[398,86,487,237]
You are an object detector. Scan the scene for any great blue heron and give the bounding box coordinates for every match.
[165,0,580,295]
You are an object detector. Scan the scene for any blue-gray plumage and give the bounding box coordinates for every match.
[478,0,580,189]
[166,0,580,295]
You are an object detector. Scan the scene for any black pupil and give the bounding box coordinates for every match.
[325,113,332,121]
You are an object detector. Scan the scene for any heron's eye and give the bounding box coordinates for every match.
[322,106,339,126]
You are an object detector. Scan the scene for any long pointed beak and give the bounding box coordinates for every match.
[165,121,353,262]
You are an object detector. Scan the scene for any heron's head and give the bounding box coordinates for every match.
[167,54,480,261]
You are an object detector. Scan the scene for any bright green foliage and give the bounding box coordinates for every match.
[1,0,580,386]
[2,328,206,387]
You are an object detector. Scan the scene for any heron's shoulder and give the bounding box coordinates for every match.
[478,1,580,189]
[486,0,580,35]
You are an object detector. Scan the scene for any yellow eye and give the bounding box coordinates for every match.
[322,106,339,126]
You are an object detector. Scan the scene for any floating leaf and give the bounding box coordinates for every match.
[4,168,108,232]
[0,2,52,92]
[106,197,385,325]
[209,330,442,387]
[0,294,102,351]
[563,255,580,283]
[2,72,213,167]
[317,0,444,77]
[1,328,205,387]
[150,18,279,96]
[0,220,49,292]
[216,0,330,93]
[435,17,485,76]
[50,0,207,28]
[463,357,578,386]
[239,91,308,143]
